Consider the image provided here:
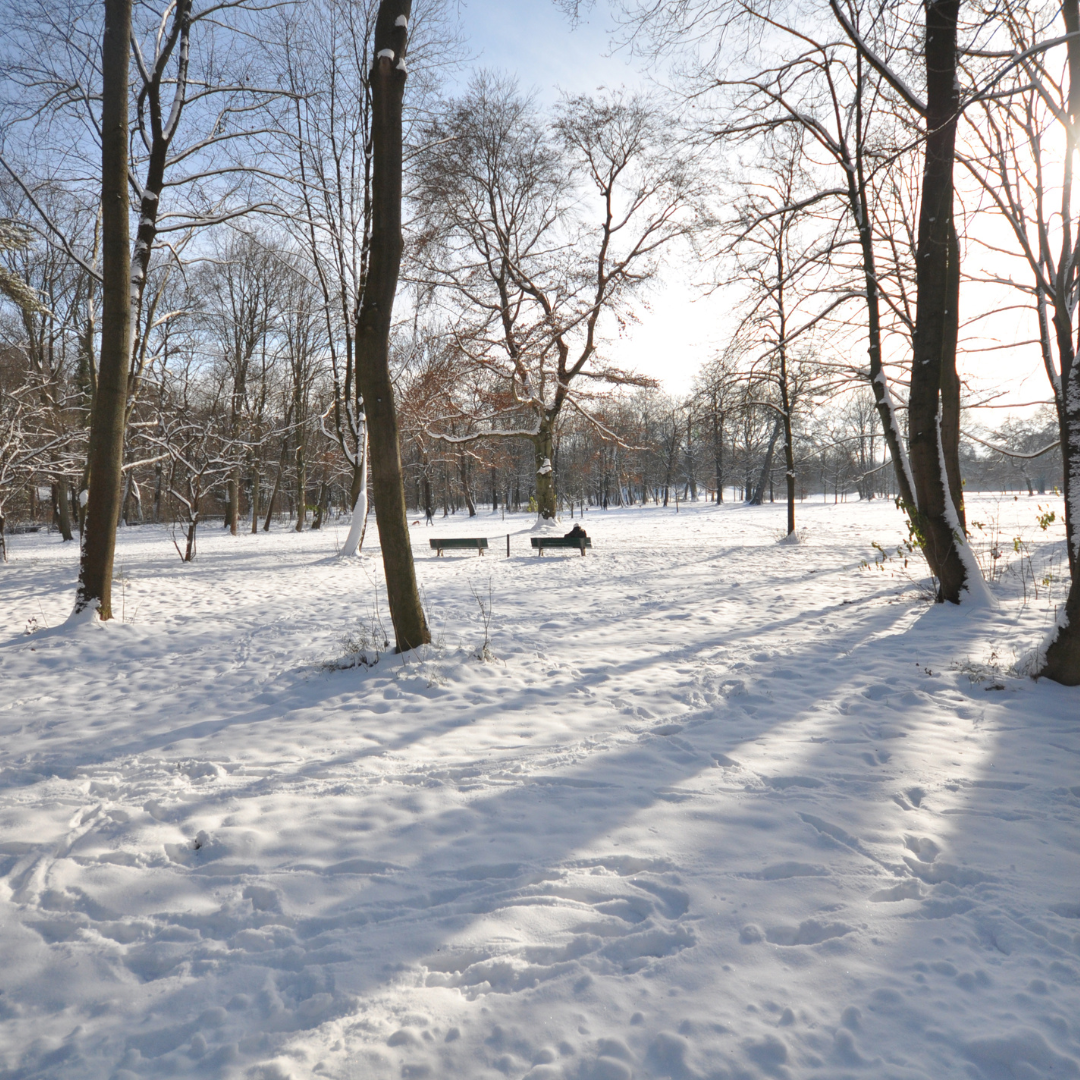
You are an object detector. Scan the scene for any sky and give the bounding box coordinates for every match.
[444,0,1052,419]
[445,0,727,399]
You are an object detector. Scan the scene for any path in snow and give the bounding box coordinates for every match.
[0,496,1077,1080]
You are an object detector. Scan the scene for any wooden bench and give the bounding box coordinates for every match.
[530,536,592,556]
[429,537,488,556]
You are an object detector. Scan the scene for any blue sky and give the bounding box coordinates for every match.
[449,1,642,102]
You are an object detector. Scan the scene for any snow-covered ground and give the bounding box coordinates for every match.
[0,494,1077,1080]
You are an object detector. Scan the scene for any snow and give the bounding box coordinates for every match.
[0,494,1077,1080]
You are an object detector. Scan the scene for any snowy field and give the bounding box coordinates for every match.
[0,494,1078,1080]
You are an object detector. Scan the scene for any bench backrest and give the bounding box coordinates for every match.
[429,537,488,548]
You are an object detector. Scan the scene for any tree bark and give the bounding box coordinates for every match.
[263,463,283,532]
[907,0,970,603]
[846,83,918,513]
[1042,371,1080,682]
[1037,0,1080,683]
[355,0,429,652]
[750,415,783,505]
[294,435,306,532]
[782,408,796,536]
[226,469,240,534]
[74,0,132,620]
[713,406,724,503]
[532,414,557,520]
[939,221,965,529]
[250,468,260,533]
[460,453,476,516]
[56,475,73,541]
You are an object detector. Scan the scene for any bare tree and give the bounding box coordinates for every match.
[140,359,234,562]
[0,210,87,540]
[200,232,278,535]
[268,0,457,557]
[617,0,992,598]
[723,128,830,534]
[415,76,700,520]
[693,347,742,502]
[74,0,132,618]
[356,0,430,652]
[959,0,1080,680]
[1,0,285,616]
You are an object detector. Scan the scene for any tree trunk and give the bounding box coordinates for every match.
[422,469,434,524]
[250,469,260,533]
[56,474,73,541]
[907,0,973,603]
[750,416,783,505]
[340,450,369,558]
[1040,0,1080,682]
[152,463,163,523]
[120,471,132,525]
[939,221,965,529]
[312,480,329,529]
[263,465,283,532]
[850,157,917,512]
[74,0,131,621]
[355,0,429,653]
[714,410,724,503]
[294,437,306,532]
[460,454,476,516]
[686,412,697,500]
[783,409,796,536]
[184,515,198,562]
[1042,378,1080,682]
[226,469,240,534]
[533,414,557,519]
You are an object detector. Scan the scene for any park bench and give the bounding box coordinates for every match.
[429,537,488,556]
[530,536,592,556]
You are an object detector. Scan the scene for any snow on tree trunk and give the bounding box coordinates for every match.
[355,0,430,652]
[533,418,557,521]
[340,433,370,558]
[1040,362,1080,681]
[907,0,981,605]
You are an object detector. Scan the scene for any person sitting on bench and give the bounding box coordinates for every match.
[564,523,587,540]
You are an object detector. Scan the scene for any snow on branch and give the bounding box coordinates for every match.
[828,0,926,115]
[962,430,1060,459]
